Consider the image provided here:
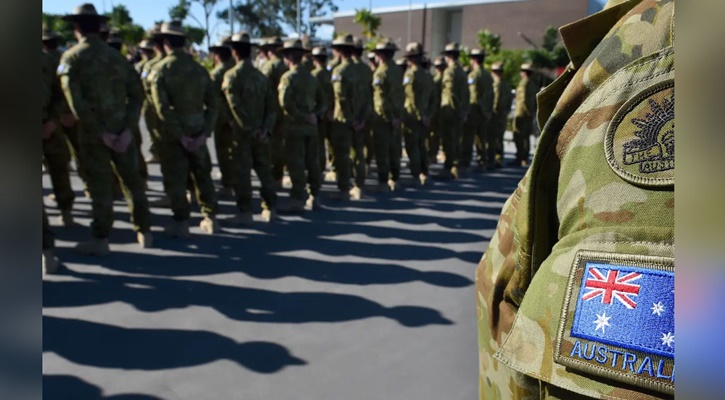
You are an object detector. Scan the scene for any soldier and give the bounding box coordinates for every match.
[476,1,675,398]
[512,62,537,166]
[396,57,408,74]
[402,42,435,187]
[140,25,165,165]
[437,42,469,180]
[461,48,493,173]
[351,38,375,173]
[42,51,60,275]
[58,3,153,254]
[149,21,219,237]
[329,34,361,201]
[222,32,278,224]
[428,56,446,164]
[490,62,513,168]
[259,37,288,188]
[311,47,334,181]
[135,39,155,74]
[208,39,236,198]
[42,26,76,226]
[371,39,404,192]
[367,51,378,71]
[277,40,325,213]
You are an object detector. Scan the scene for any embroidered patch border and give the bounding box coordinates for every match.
[555,250,674,396]
[604,79,674,188]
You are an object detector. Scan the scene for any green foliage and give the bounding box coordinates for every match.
[104,6,146,46]
[198,56,216,71]
[217,0,339,38]
[458,47,471,69]
[477,29,501,55]
[42,13,75,46]
[354,8,381,39]
[185,25,207,45]
[485,48,527,87]
[169,0,191,21]
[542,26,559,52]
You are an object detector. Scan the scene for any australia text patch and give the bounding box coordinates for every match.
[555,250,674,395]
[605,79,674,188]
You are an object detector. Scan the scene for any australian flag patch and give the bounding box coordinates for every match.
[555,250,674,396]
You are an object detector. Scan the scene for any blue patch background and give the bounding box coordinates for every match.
[571,262,674,358]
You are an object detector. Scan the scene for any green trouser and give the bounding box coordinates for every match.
[440,107,462,171]
[351,125,368,188]
[232,128,277,213]
[513,115,533,162]
[403,118,427,177]
[142,102,161,158]
[428,115,441,161]
[131,124,148,180]
[285,133,321,200]
[364,120,374,166]
[42,128,74,211]
[493,114,507,158]
[43,207,54,250]
[80,134,151,238]
[473,113,493,166]
[270,117,286,181]
[330,122,352,192]
[373,116,402,183]
[63,123,87,187]
[214,121,235,189]
[317,118,330,175]
[158,139,217,221]
[460,109,484,168]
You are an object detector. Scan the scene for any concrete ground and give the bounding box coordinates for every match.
[42,129,528,400]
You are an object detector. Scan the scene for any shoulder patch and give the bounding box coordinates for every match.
[373,78,381,86]
[403,76,411,85]
[141,70,148,79]
[56,63,69,75]
[468,77,475,85]
[555,250,674,396]
[331,74,340,82]
[605,80,674,187]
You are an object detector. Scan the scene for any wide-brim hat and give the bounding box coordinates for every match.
[311,46,328,57]
[490,62,504,72]
[469,48,486,58]
[230,32,256,46]
[279,39,306,55]
[260,36,283,49]
[372,39,398,53]
[441,42,460,54]
[42,26,58,41]
[138,39,154,50]
[209,39,232,52]
[62,3,110,22]
[395,57,407,66]
[403,42,425,57]
[520,62,534,71]
[160,20,186,37]
[354,37,364,50]
[331,34,355,48]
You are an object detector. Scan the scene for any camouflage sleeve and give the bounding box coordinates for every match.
[59,55,99,135]
[123,64,144,132]
[313,78,326,117]
[333,70,354,124]
[441,69,456,109]
[223,71,246,129]
[202,73,219,137]
[482,74,494,115]
[262,79,277,133]
[410,73,423,120]
[150,68,183,140]
[425,75,437,118]
[279,74,304,121]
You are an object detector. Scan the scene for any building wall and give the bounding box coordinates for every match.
[333,0,588,56]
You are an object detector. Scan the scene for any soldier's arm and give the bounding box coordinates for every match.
[262,81,277,132]
[313,78,326,117]
[150,68,184,140]
[424,76,436,119]
[279,75,303,121]
[59,56,99,134]
[334,72,353,123]
[124,64,144,131]
[493,81,501,114]
[525,81,538,117]
[202,74,219,137]
[412,74,425,120]
[223,71,246,129]
[442,69,456,109]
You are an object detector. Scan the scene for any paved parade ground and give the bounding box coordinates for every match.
[42,130,527,399]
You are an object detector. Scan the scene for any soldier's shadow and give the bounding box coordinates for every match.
[44,374,164,400]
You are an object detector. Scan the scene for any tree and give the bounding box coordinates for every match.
[477,29,501,55]
[102,5,146,46]
[217,0,338,38]
[169,0,220,48]
[354,8,381,39]
[42,13,75,46]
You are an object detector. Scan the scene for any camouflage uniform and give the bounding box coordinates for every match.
[260,51,288,183]
[210,57,236,191]
[312,57,334,176]
[330,57,359,194]
[372,53,405,186]
[42,51,56,252]
[513,66,538,164]
[476,1,675,398]
[222,59,278,214]
[402,55,435,181]
[352,48,375,168]
[58,33,151,240]
[141,51,166,159]
[439,50,470,175]
[491,66,513,165]
[428,64,444,162]
[149,48,219,223]
[278,61,324,202]
[461,55,494,169]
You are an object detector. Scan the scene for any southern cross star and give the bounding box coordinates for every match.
[593,312,612,333]
[651,301,665,316]
[660,332,674,347]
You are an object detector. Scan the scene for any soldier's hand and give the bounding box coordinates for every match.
[42,121,56,140]
[101,132,117,150]
[60,113,76,128]
[307,114,318,126]
[180,135,195,152]
[193,135,207,150]
[112,129,133,153]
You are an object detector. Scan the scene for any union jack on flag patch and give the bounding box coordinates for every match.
[582,268,641,309]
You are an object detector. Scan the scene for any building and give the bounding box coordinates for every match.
[311,0,605,56]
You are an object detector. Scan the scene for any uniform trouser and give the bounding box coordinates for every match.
[491,114,508,162]
[513,116,533,162]
[364,120,374,166]
[330,122,353,192]
[440,107,462,171]
[142,102,161,158]
[318,118,331,175]
[158,139,217,221]
[232,129,277,213]
[403,118,427,177]
[351,125,368,188]
[63,123,87,188]
[214,121,235,189]
[428,117,441,162]
[131,125,148,180]
[80,135,151,238]
[271,118,286,181]
[474,113,493,166]
[42,129,74,211]
[286,133,321,200]
[373,116,402,183]
[460,109,485,168]
[42,207,55,251]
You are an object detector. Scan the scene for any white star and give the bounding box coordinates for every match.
[660,332,675,347]
[593,312,612,333]
[651,301,665,316]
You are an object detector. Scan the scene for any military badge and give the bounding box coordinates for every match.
[555,250,674,396]
[56,63,68,75]
[403,76,410,85]
[605,80,674,187]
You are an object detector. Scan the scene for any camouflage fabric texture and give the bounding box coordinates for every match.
[512,75,538,162]
[476,0,675,399]
[403,62,436,177]
[373,59,405,183]
[462,64,494,168]
[211,59,236,189]
[330,59,359,192]
[312,64,334,173]
[439,61,469,171]
[261,56,288,182]
[491,73,513,161]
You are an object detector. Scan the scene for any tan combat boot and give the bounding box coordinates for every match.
[387,179,398,192]
[75,238,110,256]
[165,220,190,238]
[261,209,276,222]
[349,186,363,200]
[200,216,219,234]
[42,250,59,275]
[419,173,428,186]
[282,176,292,188]
[137,231,154,249]
[324,171,337,182]
[450,166,460,179]
[305,195,320,211]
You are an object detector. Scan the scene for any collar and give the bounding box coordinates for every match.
[79,34,103,45]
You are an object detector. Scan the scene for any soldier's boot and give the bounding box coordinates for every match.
[58,209,75,227]
[150,195,172,207]
[42,250,59,275]
[349,186,363,201]
[227,212,254,226]
[75,238,110,256]
[520,160,529,167]
[186,191,197,206]
[305,195,320,211]
[324,171,337,182]
[436,152,446,164]
[261,209,276,223]
[282,176,292,188]
[494,154,503,169]
[165,220,190,238]
[450,166,460,180]
[47,193,56,203]
[387,179,398,192]
[145,153,160,164]
[200,216,219,234]
[419,173,428,186]
[137,231,154,249]
[278,198,306,214]
[83,190,91,199]
[217,186,234,199]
